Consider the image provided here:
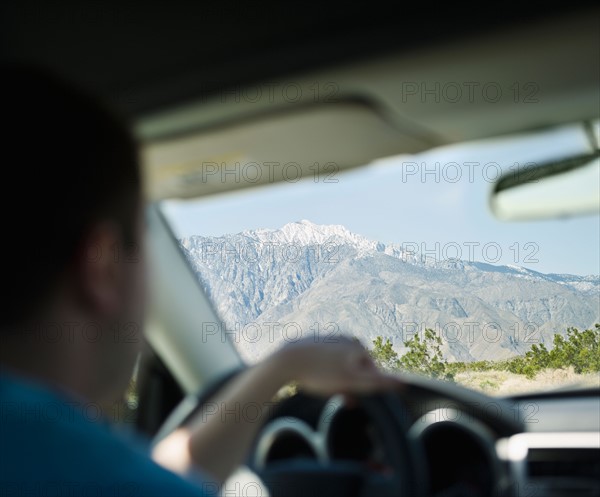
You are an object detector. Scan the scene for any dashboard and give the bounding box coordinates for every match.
[250,386,600,497]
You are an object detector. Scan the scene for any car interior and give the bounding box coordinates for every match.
[2,2,599,496]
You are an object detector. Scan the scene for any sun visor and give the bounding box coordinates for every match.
[140,98,431,200]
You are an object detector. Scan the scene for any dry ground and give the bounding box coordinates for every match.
[454,366,600,396]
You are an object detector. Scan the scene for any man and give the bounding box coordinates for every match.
[0,65,400,496]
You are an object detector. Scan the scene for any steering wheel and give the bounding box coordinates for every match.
[253,391,429,497]
[156,367,523,497]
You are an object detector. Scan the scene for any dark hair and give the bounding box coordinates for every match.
[2,64,141,327]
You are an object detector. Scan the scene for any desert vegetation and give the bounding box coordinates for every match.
[370,324,600,395]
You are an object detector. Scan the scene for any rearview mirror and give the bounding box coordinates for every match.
[490,124,599,221]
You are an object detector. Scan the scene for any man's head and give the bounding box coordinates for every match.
[1,64,145,403]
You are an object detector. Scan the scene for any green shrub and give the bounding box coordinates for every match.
[370,324,600,381]
[506,324,600,377]
[369,336,401,372]
[370,328,453,380]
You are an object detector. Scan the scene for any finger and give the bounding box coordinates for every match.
[342,393,358,409]
[346,347,378,370]
[341,371,405,394]
[381,372,407,391]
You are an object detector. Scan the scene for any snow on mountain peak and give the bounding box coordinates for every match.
[183,221,593,279]
[246,220,379,254]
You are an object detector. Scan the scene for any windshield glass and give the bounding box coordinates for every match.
[160,124,599,397]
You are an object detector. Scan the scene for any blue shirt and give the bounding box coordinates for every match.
[0,371,214,496]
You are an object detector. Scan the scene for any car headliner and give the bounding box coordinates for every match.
[1,1,598,117]
[2,2,599,200]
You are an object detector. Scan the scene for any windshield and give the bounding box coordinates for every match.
[160,124,599,397]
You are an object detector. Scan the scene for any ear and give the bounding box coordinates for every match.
[76,222,123,316]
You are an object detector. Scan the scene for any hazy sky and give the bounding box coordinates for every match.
[162,124,599,276]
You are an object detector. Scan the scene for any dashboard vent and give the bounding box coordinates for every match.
[527,447,600,497]
[498,432,600,497]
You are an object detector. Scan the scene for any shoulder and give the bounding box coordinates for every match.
[0,373,212,496]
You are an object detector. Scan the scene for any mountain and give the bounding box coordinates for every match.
[179,220,600,363]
